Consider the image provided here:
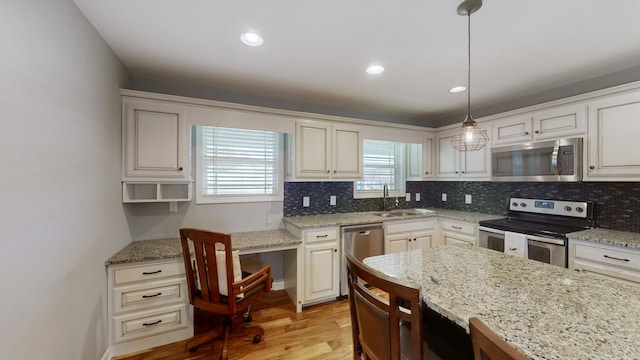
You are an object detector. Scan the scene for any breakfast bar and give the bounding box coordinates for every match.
[363,244,640,359]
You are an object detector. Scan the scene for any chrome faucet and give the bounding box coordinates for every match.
[382,183,389,211]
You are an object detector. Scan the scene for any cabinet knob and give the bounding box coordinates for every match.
[334,249,338,252]
[461,171,465,174]
[333,170,336,173]
[589,165,595,170]
[455,171,459,174]
[524,131,530,135]
[327,170,330,173]
[534,130,540,134]
[178,167,183,171]
[425,171,429,174]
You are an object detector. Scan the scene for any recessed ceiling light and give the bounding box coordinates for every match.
[366,65,385,75]
[240,32,264,47]
[449,86,467,93]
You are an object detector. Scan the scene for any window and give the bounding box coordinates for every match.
[195,126,284,203]
[354,140,405,198]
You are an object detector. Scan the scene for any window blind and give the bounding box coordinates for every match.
[355,140,404,193]
[200,127,279,198]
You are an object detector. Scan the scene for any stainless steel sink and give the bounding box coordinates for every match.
[373,209,434,217]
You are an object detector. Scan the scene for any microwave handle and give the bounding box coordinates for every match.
[551,143,560,175]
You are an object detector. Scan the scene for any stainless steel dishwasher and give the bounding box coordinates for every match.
[340,223,384,296]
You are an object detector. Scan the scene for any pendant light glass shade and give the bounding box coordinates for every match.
[451,0,488,151]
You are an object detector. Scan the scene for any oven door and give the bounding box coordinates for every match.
[478,226,505,252]
[526,235,566,268]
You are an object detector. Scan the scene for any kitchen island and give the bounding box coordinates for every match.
[364,244,640,360]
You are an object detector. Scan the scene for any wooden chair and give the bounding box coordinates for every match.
[469,317,528,360]
[344,250,425,360]
[179,228,272,360]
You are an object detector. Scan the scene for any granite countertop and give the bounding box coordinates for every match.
[364,244,640,360]
[106,229,301,266]
[568,228,640,249]
[283,208,503,229]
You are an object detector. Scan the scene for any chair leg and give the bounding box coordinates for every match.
[220,324,230,360]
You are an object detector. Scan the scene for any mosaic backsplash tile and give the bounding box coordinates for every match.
[284,181,640,232]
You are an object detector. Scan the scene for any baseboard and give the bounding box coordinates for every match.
[100,348,111,360]
[271,279,284,291]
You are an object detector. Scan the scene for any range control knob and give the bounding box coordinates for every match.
[564,206,572,212]
[520,202,527,207]
[512,202,518,207]
[576,207,584,213]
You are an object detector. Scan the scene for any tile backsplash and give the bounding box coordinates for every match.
[284,181,640,232]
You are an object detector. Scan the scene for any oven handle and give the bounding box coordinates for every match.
[478,226,505,235]
[526,235,565,246]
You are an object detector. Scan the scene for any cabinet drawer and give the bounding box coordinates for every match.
[114,277,187,314]
[574,242,640,271]
[441,220,476,236]
[304,228,338,244]
[114,260,185,285]
[112,303,189,344]
[385,220,435,235]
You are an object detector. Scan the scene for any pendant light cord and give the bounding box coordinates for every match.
[467,13,471,116]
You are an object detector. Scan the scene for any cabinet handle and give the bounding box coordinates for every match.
[142,320,163,327]
[142,270,162,275]
[316,234,329,238]
[508,247,518,251]
[589,165,595,170]
[452,226,462,230]
[603,254,630,262]
[142,292,163,298]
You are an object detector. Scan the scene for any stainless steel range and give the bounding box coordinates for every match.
[478,197,594,267]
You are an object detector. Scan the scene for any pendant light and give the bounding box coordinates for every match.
[451,0,489,151]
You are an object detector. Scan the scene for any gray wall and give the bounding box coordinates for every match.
[0,1,131,359]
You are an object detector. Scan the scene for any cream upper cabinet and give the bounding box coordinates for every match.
[293,119,362,180]
[436,124,490,181]
[122,98,190,181]
[406,132,436,180]
[492,105,586,145]
[584,91,640,181]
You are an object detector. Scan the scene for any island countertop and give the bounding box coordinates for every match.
[363,244,640,360]
[105,229,301,265]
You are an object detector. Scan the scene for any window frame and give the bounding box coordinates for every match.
[353,139,406,199]
[194,126,285,204]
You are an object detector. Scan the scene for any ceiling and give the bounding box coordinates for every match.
[73,0,640,127]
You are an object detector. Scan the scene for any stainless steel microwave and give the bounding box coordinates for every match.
[491,138,582,182]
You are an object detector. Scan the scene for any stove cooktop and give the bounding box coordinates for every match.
[478,217,588,239]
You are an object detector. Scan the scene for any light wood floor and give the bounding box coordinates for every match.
[114,291,355,360]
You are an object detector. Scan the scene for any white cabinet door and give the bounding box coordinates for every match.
[531,105,586,140]
[332,124,362,179]
[122,99,189,181]
[413,232,433,250]
[294,120,362,180]
[304,242,339,302]
[437,126,490,180]
[585,91,640,180]
[491,115,533,145]
[406,133,436,180]
[386,234,411,254]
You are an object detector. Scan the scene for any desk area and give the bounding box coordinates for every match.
[364,244,640,359]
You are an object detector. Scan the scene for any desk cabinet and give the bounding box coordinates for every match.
[108,259,193,357]
[301,227,340,303]
[569,239,640,285]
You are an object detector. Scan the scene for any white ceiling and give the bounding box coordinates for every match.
[73,0,640,127]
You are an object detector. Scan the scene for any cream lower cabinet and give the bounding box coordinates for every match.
[569,239,640,285]
[108,259,193,357]
[384,219,436,254]
[584,91,640,181]
[440,219,478,246]
[301,227,340,303]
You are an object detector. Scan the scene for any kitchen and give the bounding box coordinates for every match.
[3,1,640,360]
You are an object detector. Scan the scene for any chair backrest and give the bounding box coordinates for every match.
[344,251,423,360]
[469,317,528,360]
[179,228,242,315]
